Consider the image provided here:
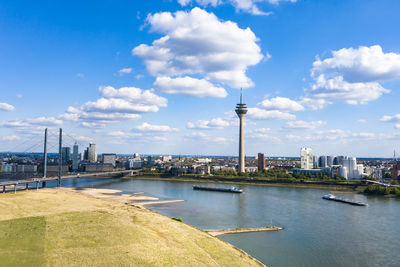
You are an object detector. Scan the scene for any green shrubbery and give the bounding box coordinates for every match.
[364,185,400,196]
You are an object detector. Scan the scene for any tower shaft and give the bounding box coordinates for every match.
[238,115,245,173]
[235,89,247,173]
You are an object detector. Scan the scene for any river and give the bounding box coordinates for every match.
[54,177,400,267]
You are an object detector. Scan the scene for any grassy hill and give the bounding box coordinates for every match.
[0,189,262,266]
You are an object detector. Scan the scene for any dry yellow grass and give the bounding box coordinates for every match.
[0,189,263,266]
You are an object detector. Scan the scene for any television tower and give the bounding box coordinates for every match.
[235,88,248,173]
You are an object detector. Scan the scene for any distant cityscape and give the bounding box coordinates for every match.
[0,93,399,183]
[1,144,399,182]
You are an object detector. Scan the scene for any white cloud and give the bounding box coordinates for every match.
[16,94,23,99]
[299,97,330,110]
[306,45,400,106]
[118,68,133,76]
[247,107,295,120]
[178,0,296,15]
[258,96,304,112]
[310,74,389,105]
[1,135,20,141]
[0,102,15,111]
[395,124,400,129]
[80,122,106,129]
[184,131,232,143]
[76,73,85,78]
[381,114,400,122]
[286,129,348,142]
[358,119,366,123]
[0,116,63,135]
[154,76,227,98]
[283,120,326,130]
[253,128,273,133]
[135,122,179,132]
[106,131,127,137]
[132,8,263,89]
[351,132,376,140]
[99,86,167,107]
[312,45,400,83]
[187,117,231,129]
[62,86,167,127]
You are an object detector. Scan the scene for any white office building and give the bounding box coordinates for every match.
[341,157,365,179]
[301,148,313,170]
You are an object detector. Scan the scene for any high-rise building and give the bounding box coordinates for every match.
[313,155,319,168]
[72,142,79,171]
[318,156,327,168]
[327,156,334,167]
[147,156,152,167]
[83,149,88,161]
[257,153,265,172]
[235,89,247,173]
[300,148,313,170]
[61,147,71,164]
[88,143,97,163]
[102,153,116,167]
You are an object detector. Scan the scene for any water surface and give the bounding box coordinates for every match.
[54,178,400,267]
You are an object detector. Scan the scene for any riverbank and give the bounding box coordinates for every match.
[0,188,263,266]
[128,174,365,192]
[206,226,283,237]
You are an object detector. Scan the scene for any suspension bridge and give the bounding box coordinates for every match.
[0,128,138,193]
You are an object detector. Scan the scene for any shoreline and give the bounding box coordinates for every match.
[126,174,365,192]
[0,188,264,266]
[206,226,283,237]
[62,187,266,266]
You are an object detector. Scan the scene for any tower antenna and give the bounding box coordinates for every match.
[240,88,243,104]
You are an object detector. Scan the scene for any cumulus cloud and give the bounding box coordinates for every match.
[177,0,296,15]
[62,86,167,127]
[0,116,63,135]
[184,131,232,143]
[1,117,62,128]
[312,45,400,83]
[154,76,227,98]
[135,122,179,132]
[309,74,389,105]
[0,102,15,111]
[132,8,263,90]
[299,97,330,110]
[118,68,133,76]
[305,45,400,107]
[286,129,348,142]
[381,113,400,122]
[258,96,304,112]
[247,107,295,120]
[187,117,231,129]
[283,120,326,130]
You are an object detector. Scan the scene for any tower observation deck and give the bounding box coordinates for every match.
[235,89,247,173]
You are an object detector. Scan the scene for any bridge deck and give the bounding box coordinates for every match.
[0,170,137,193]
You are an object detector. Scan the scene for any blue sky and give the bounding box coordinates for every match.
[1,0,400,157]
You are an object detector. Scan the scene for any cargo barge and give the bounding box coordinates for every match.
[193,186,243,193]
[322,194,368,206]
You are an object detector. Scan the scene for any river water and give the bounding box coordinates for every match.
[54,177,400,267]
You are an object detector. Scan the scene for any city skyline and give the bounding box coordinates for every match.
[1,1,400,157]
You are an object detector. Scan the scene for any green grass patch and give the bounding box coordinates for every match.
[0,216,46,266]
